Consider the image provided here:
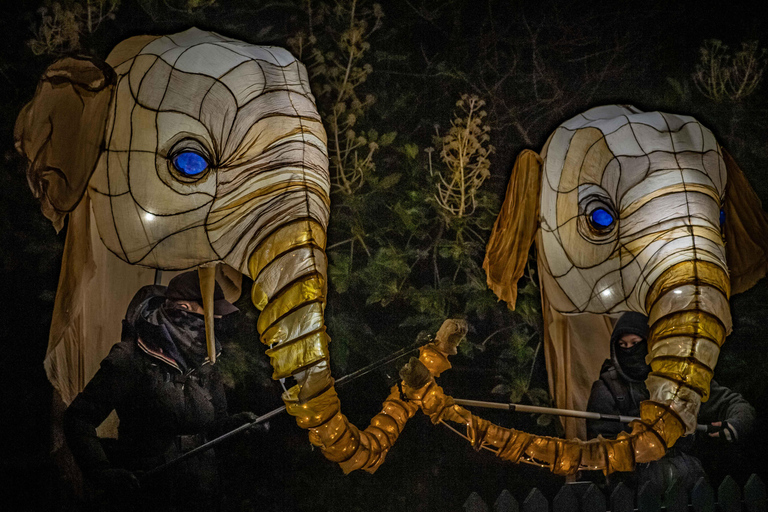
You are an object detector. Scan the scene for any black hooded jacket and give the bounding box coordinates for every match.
[585,313,755,493]
[586,312,650,439]
[586,313,755,444]
[63,285,232,506]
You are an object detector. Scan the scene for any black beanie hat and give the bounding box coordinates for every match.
[610,312,649,345]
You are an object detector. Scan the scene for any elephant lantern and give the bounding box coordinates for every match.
[16,28,768,478]
[16,28,416,473]
[477,104,768,472]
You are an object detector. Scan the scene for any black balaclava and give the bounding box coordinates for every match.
[132,272,238,371]
[160,303,210,368]
[610,312,651,382]
[135,299,214,372]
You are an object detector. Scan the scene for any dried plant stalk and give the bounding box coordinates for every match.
[28,1,120,56]
[292,0,384,196]
[693,39,767,102]
[430,95,494,218]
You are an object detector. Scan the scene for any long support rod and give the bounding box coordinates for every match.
[142,351,712,482]
[140,339,425,481]
[141,405,287,481]
[453,398,709,433]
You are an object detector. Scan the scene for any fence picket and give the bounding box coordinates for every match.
[494,490,519,512]
[581,483,606,512]
[609,483,633,512]
[552,483,576,512]
[466,474,763,512]
[663,481,687,512]
[691,477,715,512]
[464,491,490,512]
[744,474,767,512]
[718,475,742,512]
[637,480,662,512]
[522,488,548,512]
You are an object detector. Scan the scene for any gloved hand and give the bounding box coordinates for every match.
[708,420,738,442]
[92,467,141,495]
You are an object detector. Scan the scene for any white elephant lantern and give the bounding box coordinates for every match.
[17,29,768,477]
[476,105,768,472]
[16,28,416,473]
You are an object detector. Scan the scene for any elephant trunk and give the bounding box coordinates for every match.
[395,259,732,475]
[639,260,731,443]
[239,202,731,476]
[247,220,418,473]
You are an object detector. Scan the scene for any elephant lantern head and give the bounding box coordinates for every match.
[16,28,330,273]
[485,105,768,465]
[17,28,416,473]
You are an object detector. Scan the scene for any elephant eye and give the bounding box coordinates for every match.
[589,207,615,230]
[172,151,209,177]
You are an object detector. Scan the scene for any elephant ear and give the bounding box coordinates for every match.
[722,149,768,295]
[483,150,543,308]
[14,56,116,232]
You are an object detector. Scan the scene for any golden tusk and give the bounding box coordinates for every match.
[198,265,217,364]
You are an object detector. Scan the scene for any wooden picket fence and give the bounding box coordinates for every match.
[463,474,766,512]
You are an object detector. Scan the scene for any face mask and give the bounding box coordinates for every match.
[162,305,209,361]
[168,307,236,342]
[616,340,650,381]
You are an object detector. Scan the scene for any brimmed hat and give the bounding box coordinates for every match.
[164,271,239,316]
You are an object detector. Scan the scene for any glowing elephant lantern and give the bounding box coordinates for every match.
[16,29,768,478]
[16,28,418,474]
[454,104,768,473]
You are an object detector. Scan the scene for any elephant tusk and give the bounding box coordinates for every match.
[198,265,217,364]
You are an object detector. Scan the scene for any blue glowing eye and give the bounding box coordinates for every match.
[172,152,208,176]
[590,208,615,229]
[720,209,726,226]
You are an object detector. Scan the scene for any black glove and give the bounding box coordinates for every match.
[92,467,141,495]
[707,420,739,443]
[229,411,259,426]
